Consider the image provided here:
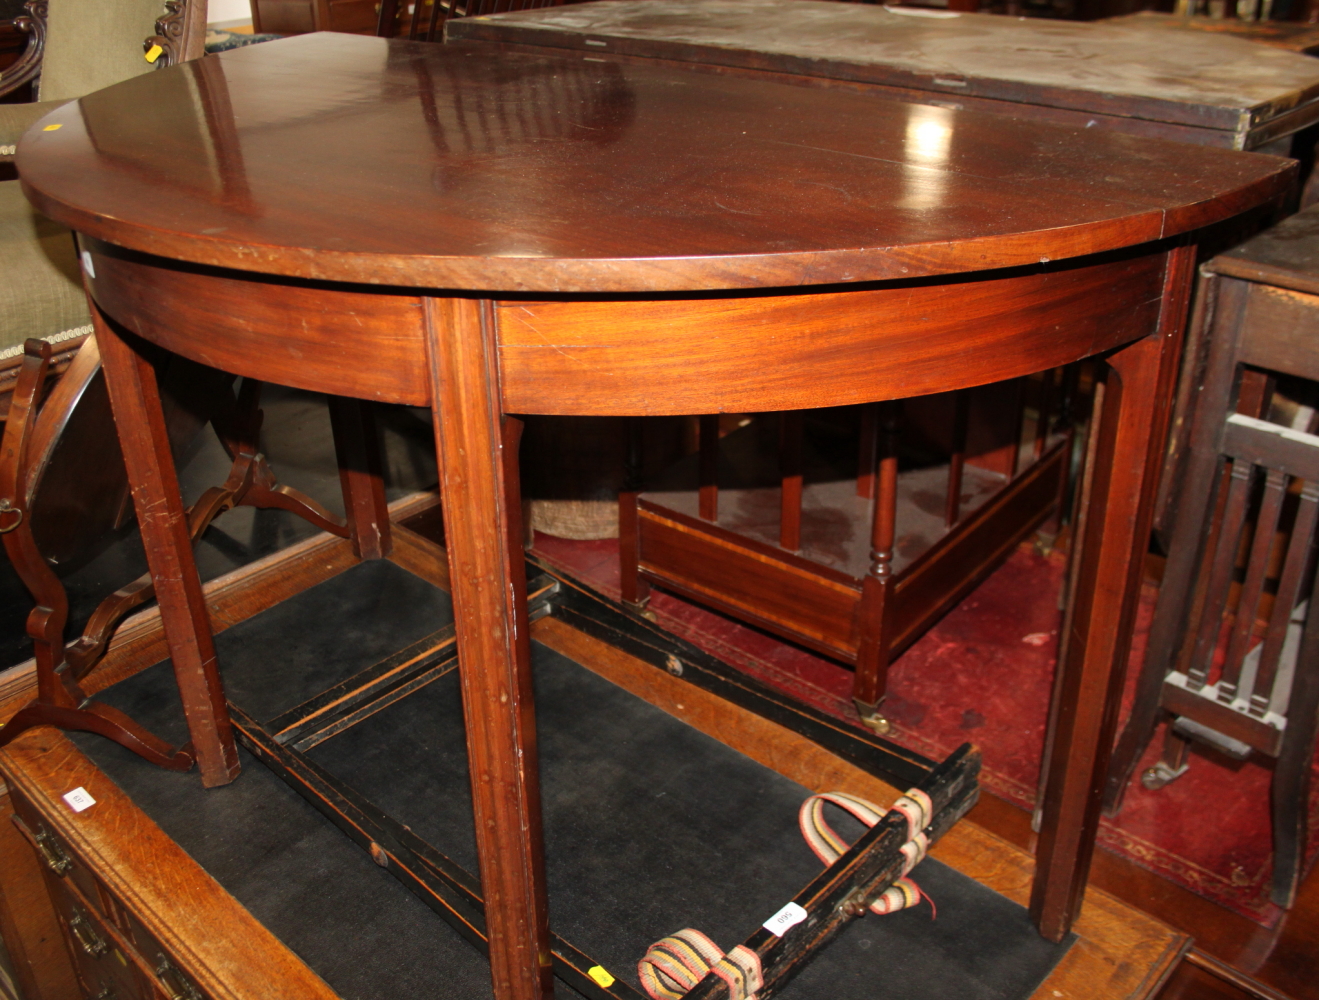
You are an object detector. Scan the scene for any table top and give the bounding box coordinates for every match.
[1101,12,1319,55]
[19,31,1294,293]
[447,0,1319,137]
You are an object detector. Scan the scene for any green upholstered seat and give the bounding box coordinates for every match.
[1,0,203,351]
[0,179,89,355]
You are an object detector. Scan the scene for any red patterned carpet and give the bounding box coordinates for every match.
[531,533,1319,926]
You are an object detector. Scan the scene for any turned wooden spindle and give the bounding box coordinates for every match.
[852,400,901,731]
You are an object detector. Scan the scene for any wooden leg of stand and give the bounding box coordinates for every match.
[1030,245,1196,941]
[853,400,900,734]
[619,417,650,608]
[328,396,392,560]
[424,297,553,1000]
[95,307,240,788]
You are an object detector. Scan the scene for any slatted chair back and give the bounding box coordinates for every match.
[1105,241,1319,909]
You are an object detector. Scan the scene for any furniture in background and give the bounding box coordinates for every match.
[1105,205,1319,911]
[250,0,375,34]
[446,0,1319,153]
[16,35,1291,997]
[451,0,1319,727]
[0,604,1187,1000]
[0,0,205,406]
[0,334,391,775]
[621,379,1075,733]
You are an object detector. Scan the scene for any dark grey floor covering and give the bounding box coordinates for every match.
[72,560,1071,1000]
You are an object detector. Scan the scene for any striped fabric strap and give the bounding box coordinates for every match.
[798,790,934,917]
[638,929,764,1000]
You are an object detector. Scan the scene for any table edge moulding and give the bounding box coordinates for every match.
[7,31,1296,1000]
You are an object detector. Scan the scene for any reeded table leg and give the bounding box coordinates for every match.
[94,304,241,788]
[424,297,554,1000]
[1030,245,1197,940]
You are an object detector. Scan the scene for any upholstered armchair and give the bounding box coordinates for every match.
[0,0,205,365]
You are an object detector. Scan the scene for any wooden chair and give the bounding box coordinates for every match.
[0,0,205,402]
[1105,212,1319,909]
[0,337,392,771]
[621,370,1076,734]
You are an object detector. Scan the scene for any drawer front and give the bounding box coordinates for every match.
[10,789,106,916]
[47,882,155,1000]
[8,787,211,1000]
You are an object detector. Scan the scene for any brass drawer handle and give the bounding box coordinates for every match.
[69,912,107,957]
[155,954,203,1000]
[34,827,72,876]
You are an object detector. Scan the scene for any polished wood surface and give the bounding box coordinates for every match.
[16,34,1294,295]
[0,731,340,1000]
[13,33,1297,1000]
[446,0,1319,150]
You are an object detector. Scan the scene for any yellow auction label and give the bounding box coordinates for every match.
[42,124,62,131]
[587,966,615,988]
[145,44,163,63]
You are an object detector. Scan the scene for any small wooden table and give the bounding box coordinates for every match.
[14,32,1292,1000]
[447,0,1319,152]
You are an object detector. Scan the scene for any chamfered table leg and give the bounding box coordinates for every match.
[93,303,241,789]
[328,396,392,560]
[1030,245,1196,940]
[424,297,553,1000]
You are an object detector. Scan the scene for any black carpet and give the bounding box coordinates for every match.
[73,560,1071,1000]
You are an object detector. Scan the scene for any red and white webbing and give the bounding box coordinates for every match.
[637,929,764,1000]
[635,789,934,1000]
[798,789,934,916]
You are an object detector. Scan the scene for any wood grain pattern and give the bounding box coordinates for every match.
[1032,245,1197,941]
[0,731,340,1000]
[0,789,80,1000]
[426,296,553,1000]
[16,35,1294,295]
[82,241,429,406]
[95,310,239,788]
[497,255,1167,415]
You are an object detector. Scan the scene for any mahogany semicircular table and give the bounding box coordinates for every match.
[14,31,1294,1000]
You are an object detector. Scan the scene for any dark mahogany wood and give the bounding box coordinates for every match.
[327,396,392,560]
[94,311,241,789]
[12,33,1296,995]
[0,340,195,775]
[1033,244,1198,941]
[424,296,553,1000]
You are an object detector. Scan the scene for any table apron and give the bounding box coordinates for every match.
[498,250,1167,414]
[82,240,1167,415]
